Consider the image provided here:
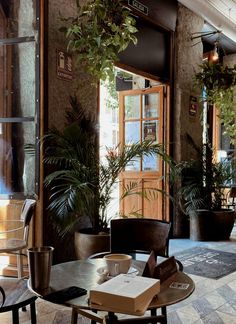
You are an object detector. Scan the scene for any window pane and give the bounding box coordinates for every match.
[124,95,140,119]
[0,122,35,195]
[1,0,36,38]
[125,121,140,144]
[0,42,35,118]
[142,93,160,118]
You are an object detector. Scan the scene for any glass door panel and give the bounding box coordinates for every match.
[124,95,140,119]
[142,93,160,118]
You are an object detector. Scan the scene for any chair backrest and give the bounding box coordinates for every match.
[20,199,36,242]
[110,218,171,258]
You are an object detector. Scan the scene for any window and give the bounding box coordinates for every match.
[0,0,39,198]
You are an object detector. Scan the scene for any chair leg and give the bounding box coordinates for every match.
[12,309,20,324]
[17,251,24,278]
[161,307,167,324]
[30,301,37,324]
[71,308,78,324]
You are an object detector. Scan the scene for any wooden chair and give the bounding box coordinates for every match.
[89,218,171,260]
[0,278,37,323]
[88,218,182,324]
[0,199,36,278]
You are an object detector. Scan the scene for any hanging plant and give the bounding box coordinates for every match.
[60,0,138,81]
[194,61,236,143]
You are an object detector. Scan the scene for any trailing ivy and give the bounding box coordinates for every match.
[60,0,138,82]
[194,62,236,143]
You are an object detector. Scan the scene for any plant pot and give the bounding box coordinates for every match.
[212,209,235,240]
[189,209,214,241]
[74,228,110,260]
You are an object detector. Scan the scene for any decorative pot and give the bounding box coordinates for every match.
[189,209,235,241]
[189,209,213,241]
[74,228,110,260]
[212,209,235,240]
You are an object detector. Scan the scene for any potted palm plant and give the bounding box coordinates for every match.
[44,96,173,258]
[178,140,235,241]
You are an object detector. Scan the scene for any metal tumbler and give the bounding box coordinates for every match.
[27,246,54,291]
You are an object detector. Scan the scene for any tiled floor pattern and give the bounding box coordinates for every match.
[0,223,236,323]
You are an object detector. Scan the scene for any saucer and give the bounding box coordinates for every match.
[97,266,139,279]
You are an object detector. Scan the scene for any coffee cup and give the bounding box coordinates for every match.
[104,254,132,277]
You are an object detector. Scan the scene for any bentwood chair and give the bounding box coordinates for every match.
[0,278,37,324]
[0,199,36,278]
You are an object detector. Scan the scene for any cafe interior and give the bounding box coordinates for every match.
[0,0,236,323]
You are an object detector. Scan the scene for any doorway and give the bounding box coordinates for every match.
[99,69,170,222]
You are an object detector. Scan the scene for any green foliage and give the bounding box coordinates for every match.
[177,142,234,214]
[43,96,174,235]
[61,0,138,82]
[194,62,236,143]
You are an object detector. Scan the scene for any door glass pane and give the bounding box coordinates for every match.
[125,121,140,144]
[143,93,159,118]
[0,42,35,118]
[143,121,158,143]
[143,154,159,171]
[1,0,36,38]
[0,122,35,195]
[125,157,140,171]
[124,95,140,119]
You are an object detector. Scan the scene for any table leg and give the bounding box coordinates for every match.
[105,312,119,324]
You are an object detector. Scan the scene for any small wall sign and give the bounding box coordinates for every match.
[189,95,198,116]
[128,0,148,16]
[56,49,73,81]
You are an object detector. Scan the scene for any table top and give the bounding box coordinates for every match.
[29,258,195,314]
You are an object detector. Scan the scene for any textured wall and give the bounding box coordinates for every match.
[174,4,204,163]
[173,4,204,237]
[47,0,98,131]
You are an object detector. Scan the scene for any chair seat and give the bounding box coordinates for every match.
[0,239,27,252]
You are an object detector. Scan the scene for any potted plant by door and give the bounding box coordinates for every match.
[178,141,235,241]
[44,96,173,259]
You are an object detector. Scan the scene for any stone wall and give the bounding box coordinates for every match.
[45,0,98,262]
[173,4,204,237]
[47,0,98,131]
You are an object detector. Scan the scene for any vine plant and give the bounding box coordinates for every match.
[60,0,138,82]
[194,61,236,143]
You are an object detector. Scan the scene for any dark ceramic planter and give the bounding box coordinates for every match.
[212,209,235,240]
[189,209,213,241]
[189,209,235,241]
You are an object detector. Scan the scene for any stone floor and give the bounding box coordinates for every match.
[0,223,236,324]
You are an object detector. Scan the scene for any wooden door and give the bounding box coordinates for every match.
[119,85,170,221]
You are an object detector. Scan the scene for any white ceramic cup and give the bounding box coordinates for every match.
[104,254,132,277]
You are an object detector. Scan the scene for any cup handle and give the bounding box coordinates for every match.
[115,263,119,275]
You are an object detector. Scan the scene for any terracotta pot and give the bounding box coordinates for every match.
[74,229,110,260]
